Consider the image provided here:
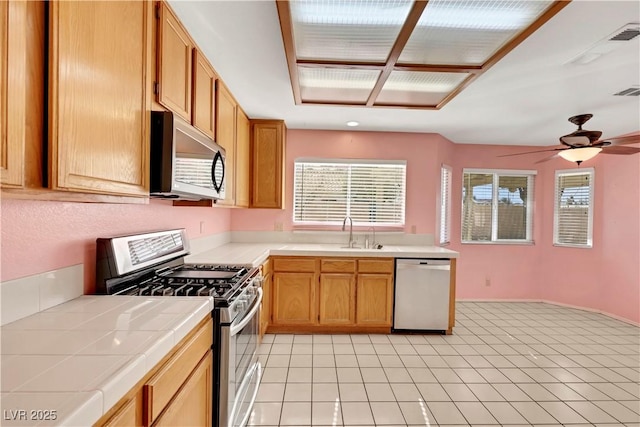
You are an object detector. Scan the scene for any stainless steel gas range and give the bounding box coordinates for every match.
[95,229,262,427]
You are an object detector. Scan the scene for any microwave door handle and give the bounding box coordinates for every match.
[211,151,224,192]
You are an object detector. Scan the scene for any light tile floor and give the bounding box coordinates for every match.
[248,302,640,426]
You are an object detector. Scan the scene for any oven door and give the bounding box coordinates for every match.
[227,287,263,427]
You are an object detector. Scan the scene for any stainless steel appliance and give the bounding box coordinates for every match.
[150,111,226,201]
[96,229,262,427]
[392,258,451,332]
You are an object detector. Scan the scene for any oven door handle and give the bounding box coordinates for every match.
[230,287,263,337]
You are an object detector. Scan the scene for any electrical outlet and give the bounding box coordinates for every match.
[485,278,491,287]
[200,221,205,234]
[411,225,416,234]
[274,222,283,231]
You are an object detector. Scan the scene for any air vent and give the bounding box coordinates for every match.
[610,28,640,41]
[567,23,640,65]
[614,86,640,96]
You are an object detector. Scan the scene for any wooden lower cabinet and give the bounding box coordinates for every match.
[272,272,316,325]
[356,273,393,326]
[95,318,212,427]
[154,352,212,427]
[268,257,394,333]
[259,260,272,340]
[318,273,355,325]
[102,394,142,427]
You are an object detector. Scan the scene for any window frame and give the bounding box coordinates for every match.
[553,167,595,248]
[439,164,452,245]
[461,168,536,244]
[292,158,407,228]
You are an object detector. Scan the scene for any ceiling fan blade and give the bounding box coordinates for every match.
[601,146,640,155]
[598,135,640,146]
[534,153,559,164]
[497,147,564,157]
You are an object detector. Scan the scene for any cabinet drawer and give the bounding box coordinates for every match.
[144,319,212,423]
[321,259,356,273]
[357,259,394,274]
[272,257,316,272]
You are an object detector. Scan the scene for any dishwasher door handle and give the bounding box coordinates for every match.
[397,260,450,269]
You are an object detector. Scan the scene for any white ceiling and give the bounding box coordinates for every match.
[169,0,640,147]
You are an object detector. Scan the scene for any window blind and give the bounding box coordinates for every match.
[462,170,535,243]
[554,169,594,247]
[440,165,452,244]
[293,160,406,226]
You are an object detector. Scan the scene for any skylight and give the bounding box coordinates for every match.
[277,0,569,109]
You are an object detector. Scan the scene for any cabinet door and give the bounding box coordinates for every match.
[1,1,43,189]
[216,83,236,206]
[356,274,393,326]
[192,49,216,139]
[272,272,316,325]
[251,120,284,208]
[156,2,192,120]
[102,393,142,427]
[49,1,151,196]
[319,273,355,325]
[235,108,250,207]
[154,352,212,427]
[260,271,271,339]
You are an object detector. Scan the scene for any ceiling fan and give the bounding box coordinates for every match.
[501,114,640,165]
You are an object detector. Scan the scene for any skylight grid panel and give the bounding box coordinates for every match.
[399,0,554,65]
[376,71,469,105]
[290,0,412,61]
[298,67,380,102]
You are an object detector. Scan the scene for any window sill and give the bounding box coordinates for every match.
[553,243,592,249]
[461,241,535,246]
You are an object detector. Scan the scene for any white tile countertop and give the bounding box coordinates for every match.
[186,242,459,267]
[0,295,213,426]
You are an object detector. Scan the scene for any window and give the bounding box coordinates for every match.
[554,168,595,247]
[461,169,535,243]
[440,165,452,245]
[293,159,406,226]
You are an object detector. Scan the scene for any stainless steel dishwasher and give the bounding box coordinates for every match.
[393,258,451,332]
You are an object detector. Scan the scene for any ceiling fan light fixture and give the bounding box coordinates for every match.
[558,147,602,165]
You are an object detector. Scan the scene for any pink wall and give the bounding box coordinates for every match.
[1,129,637,323]
[446,144,547,301]
[0,199,231,293]
[535,150,640,322]
[448,143,639,323]
[233,129,640,323]
[231,129,451,233]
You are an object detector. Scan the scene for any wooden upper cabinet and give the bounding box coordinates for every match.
[216,82,236,206]
[192,49,216,139]
[48,1,151,196]
[251,120,285,209]
[235,108,250,208]
[156,2,192,121]
[1,1,43,189]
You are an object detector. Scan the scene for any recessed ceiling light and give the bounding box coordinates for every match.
[346,121,359,127]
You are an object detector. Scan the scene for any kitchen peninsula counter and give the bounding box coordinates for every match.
[0,296,213,426]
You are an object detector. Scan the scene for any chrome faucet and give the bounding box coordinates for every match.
[342,216,356,248]
[368,226,376,248]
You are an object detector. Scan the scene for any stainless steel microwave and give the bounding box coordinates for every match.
[150,111,225,201]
